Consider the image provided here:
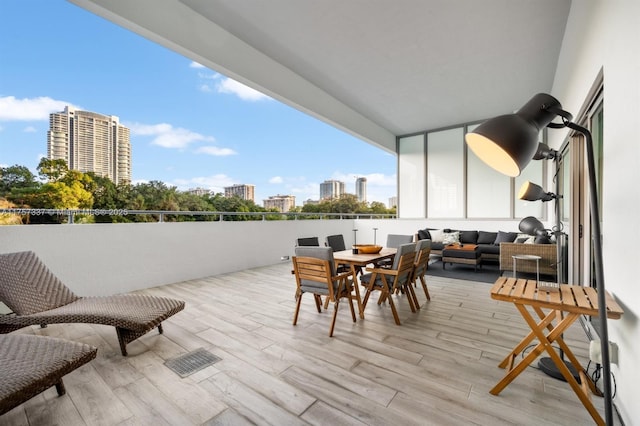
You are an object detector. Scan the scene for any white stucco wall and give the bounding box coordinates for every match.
[0,220,355,296]
[0,217,524,298]
[549,1,640,423]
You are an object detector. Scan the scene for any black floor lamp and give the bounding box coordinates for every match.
[465,93,614,425]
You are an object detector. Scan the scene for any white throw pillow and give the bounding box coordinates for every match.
[430,229,445,243]
[515,233,535,244]
[443,231,460,245]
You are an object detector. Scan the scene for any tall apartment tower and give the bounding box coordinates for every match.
[263,195,295,213]
[224,184,255,201]
[319,179,345,200]
[355,177,367,202]
[47,106,131,184]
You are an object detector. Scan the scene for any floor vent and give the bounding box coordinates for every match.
[164,348,221,377]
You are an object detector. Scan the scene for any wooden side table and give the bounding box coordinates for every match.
[489,277,623,426]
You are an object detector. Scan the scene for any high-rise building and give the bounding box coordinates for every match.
[186,187,211,196]
[224,184,255,201]
[264,194,295,212]
[388,196,398,209]
[355,177,367,202]
[319,179,345,200]
[47,106,131,184]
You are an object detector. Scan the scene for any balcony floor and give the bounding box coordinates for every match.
[2,262,611,425]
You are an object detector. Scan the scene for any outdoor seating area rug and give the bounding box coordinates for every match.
[425,260,501,283]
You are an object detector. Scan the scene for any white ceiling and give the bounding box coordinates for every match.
[70,0,571,153]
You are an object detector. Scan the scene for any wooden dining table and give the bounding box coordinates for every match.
[333,248,397,319]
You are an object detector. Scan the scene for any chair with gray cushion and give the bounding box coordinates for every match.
[412,239,432,302]
[377,234,414,268]
[325,234,354,274]
[292,246,356,336]
[0,251,185,356]
[296,237,320,246]
[360,242,417,325]
[386,234,414,248]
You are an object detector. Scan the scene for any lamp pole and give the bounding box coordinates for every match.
[466,93,614,424]
[565,121,613,425]
[552,156,564,286]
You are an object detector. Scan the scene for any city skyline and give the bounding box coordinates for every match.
[0,1,396,205]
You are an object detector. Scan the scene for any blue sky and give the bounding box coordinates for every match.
[0,0,396,206]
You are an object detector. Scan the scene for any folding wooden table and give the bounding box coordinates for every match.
[489,277,623,426]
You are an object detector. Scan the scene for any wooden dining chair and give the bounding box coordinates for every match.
[296,237,320,246]
[376,233,414,268]
[360,242,417,325]
[412,239,432,302]
[291,247,356,336]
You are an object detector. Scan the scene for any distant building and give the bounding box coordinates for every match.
[319,179,345,200]
[47,106,131,184]
[303,199,320,205]
[264,194,295,212]
[355,177,367,202]
[186,187,211,196]
[224,184,255,201]
[388,196,398,209]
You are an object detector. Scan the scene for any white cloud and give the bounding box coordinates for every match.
[217,78,271,101]
[288,179,319,201]
[269,176,283,184]
[195,146,237,156]
[198,72,220,80]
[0,96,79,121]
[171,174,235,193]
[198,84,213,93]
[127,122,215,149]
[189,61,205,69]
[23,126,37,133]
[332,171,396,187]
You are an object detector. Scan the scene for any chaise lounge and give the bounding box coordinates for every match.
[0,334,97,415]
[0,251,185,356]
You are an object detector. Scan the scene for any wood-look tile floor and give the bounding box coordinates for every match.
[2,262,615,425]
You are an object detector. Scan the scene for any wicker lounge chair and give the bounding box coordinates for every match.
[0,251,185,356]
[0,334,97,415]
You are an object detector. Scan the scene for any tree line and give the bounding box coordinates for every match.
[0,159,395,224]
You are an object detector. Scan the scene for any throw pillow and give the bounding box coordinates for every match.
[417,228,432,240]
[443,231,460,245]
[429,229,445,243]
[494,231,518,245]
[477,231,498,244]
[516,233,536,244]
[459,230,479,244]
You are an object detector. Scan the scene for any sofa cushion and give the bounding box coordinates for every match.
[430,229,445,243]
[459,230,479,244]
[494,231,518,245]
[477,231,498,245]
[442,231,460,245]
[431,242,445,251]
[417,228,432,240]
[478,244,500,255]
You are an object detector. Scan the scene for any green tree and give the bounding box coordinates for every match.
[37,158,68,181]
[0,165,38,195]
[369,201,388,214]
